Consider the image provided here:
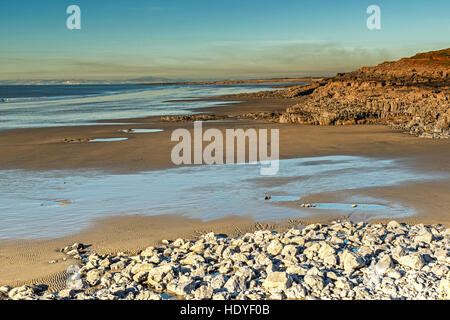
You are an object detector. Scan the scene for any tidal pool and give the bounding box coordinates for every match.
[121,129,164,133]
[89,138,128,143]
[0,155,443,239]
[307,203,390,211]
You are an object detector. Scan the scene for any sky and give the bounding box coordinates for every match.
[0,0,449,83]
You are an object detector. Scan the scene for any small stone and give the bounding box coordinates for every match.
[140,246,156,257]
[386,269,402,280]
[324,254,338,267]
[438,279,450,299]
[147,265,173,286]
[180,252,205,265]
[8,285,35,299]
[289,236,305,246]
[224,275,247,295]
[281,244,298,257]
[375,255,394,275]
[398,254,425,270]
[326,271,338,281]
[148,254,161,264]
[218,263,232,274]
[304,242,321,259]
[304,275,324,290]
[0,286,11,294]
[235,267,254,283]
[58,289,75,298]
[110,261,127,271]
[210,275,228,290]
[343,251,365,272]
[267,239,283,256]
[86,269,102,286]
[99,258,111,269]
[263,272,292,291]
[285,283,307,299]
[173,238,185,248]
[71,242,83,250]
[387,221,402,230]
[66,249,79,256]
[194,284,214,300]
[190,266,206,277]
[318,242,335,260]
[392,246,406,260]
[286,266,306,276]
[190,242,205,253]
[434,249,448,262]
[167,280,196,296]
[415,229,433,243]
[131,263,154,274]
[133,271,149,283]
[335,278,352,290]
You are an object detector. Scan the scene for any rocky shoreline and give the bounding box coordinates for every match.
[278,49,450,139]
[166,49,449,139]
[2,221,449,300]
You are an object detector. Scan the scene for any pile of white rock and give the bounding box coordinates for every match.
[2,220,449,300]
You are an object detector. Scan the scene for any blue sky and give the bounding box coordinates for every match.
[0,0,449,82]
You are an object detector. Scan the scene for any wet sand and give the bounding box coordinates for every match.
[0,95,449,290]
[1,121,449,174]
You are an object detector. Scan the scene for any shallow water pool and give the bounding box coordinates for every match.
[121,129,164,134]
[89,138,128,143]
[0,155,443,239]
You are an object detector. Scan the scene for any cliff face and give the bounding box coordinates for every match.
[279,49,450,138]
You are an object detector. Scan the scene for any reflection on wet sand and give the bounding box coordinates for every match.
[0,155,443,239]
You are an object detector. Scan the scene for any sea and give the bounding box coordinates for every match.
[0,83,295,131]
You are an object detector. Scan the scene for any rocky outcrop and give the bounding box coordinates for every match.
[278,49,450,138]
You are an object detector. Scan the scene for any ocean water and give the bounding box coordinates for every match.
[0,155,442,240]
[0,83,299,130]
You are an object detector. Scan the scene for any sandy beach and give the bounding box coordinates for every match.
[0,92,449,292]
[2,1,450,304]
